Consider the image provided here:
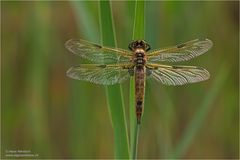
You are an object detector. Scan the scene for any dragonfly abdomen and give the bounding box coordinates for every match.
[135,66,146,124]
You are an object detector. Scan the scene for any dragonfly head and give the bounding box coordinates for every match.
[128,40,151,52]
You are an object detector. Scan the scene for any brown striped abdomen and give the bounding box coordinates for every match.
[135,66,146,124]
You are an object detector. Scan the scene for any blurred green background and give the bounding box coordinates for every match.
[1,1,239,159]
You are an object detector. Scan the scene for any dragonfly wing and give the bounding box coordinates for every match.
[147,38,213,62]
[65,39,132,63]
[146,64,210,86]
[67,64,133,85]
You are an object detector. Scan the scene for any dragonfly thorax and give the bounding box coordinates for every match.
[134,49,146,67]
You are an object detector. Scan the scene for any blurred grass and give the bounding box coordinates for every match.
[22,3,52,157]
[69,1,99,157]
[6,3,54,158]
[99,1,129,158]
[71,1,99,41]
[130,0,145,159]
[171,64,231,158]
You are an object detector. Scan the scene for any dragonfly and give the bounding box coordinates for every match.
[65,38,213,124]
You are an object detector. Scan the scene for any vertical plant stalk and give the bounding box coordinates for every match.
[99,1,130,159]
[131,123,140,158]
[130,0,145,159]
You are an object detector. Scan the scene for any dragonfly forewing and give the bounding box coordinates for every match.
[65,39,132,64]
[147,38,213,62]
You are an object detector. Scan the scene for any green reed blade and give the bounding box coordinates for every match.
[99,1,130,159]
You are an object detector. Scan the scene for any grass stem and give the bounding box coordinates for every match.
[99,1,130,158]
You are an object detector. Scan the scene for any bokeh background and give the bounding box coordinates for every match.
[1,1,239,159]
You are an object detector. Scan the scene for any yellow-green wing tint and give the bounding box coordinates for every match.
[146,63,210,85]
[66,64,133,85]
[65,39,132,64]
[147,38,213,62]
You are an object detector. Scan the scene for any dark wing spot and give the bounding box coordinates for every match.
[93,43,102,48]
[177,43,186,48]
[98,65,106,68]
[171,66,182,69]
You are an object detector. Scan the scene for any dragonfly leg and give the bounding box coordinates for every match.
[128,68,134,76]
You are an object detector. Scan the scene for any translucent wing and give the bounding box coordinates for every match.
[146,63,210,86]
[66,64,133,85]
[65,39,132,63]
[147,38,213,62]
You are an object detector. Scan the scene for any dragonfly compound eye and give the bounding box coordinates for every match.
[145,43,151,51]
[128,41,138,51]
